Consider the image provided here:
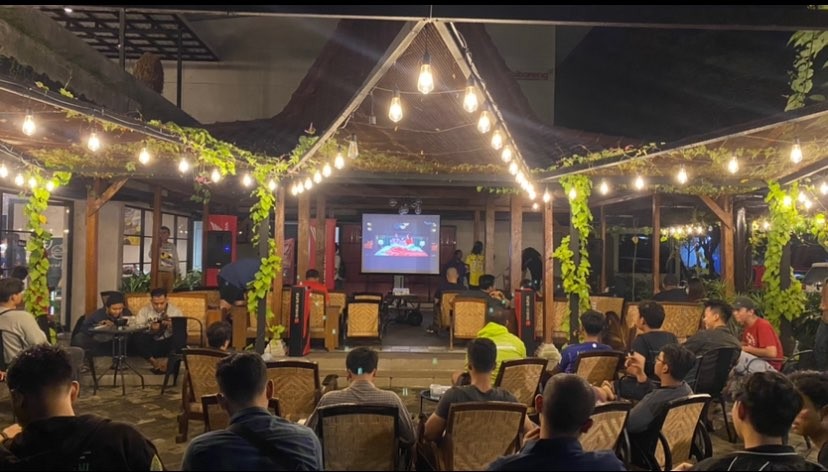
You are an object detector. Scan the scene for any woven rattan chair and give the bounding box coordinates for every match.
[439,291,460,330]
[265,360,337,422]
[177,348,229,442]
[436,402,526,471]
[167,293,210,345]
[661,303,703,343]
[347,301,382,340]
[691,347,741,442]
[574,351,626,386]
[309,291,326,340]
[201,394,282,431]
[643,394,712,471]
[579,401,631,462]
[590,296,625,317]
[328,292,347,311]
[494,358,548,414]
[317,404,401,470]
[623,303,640,347]
[450,298,487,349]
[534,299,569,345]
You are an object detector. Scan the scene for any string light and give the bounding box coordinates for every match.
[477,110,491,134]
[528,189,536,200]
[501,146,513,163]
[347,135,359,159]
[634,175,645,190]
[14,174,23,186]
[490,128,503,150]
[313,171,322,184]
[463,82,478,113]
[295,182,304,194]
[0,165,8,179]
[508,162,518,175]
[22,113,36,136]
[334,150,345,170]
[322,163,332,177]
[599,179,610,195]
[542,189,551,203]
[178,158,190,173]
[804,198,813,210]
[28,177,37,189]
[210,168,221,183]
[532,202,539,211]
[676,166,688,184]
[268,179,277,191]
[46,180,55,192]
[138,148,151,165]
[417,48,434,94]
[821,181,828,195]
[87,132,101,152]
[241,173,253,187]
[727,155,739,174]
[388,88,403,123]
[783,195,792,207]
[304,177,313,191]
[568,188,577,200]
[791,140,803,164]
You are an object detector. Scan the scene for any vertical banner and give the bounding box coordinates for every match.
[325,219,337,290]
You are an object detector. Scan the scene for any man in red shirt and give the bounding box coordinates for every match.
[299,269,328,301]
[732,296,784,372]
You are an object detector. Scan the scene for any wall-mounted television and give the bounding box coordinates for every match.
[361,213,441,275]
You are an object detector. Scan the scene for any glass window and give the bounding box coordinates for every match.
[122,207,192,278]
[162,214,174,232]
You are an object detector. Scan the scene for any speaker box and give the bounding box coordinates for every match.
[205,231,233,268]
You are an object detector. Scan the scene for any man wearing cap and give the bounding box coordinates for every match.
[732,296,784,373]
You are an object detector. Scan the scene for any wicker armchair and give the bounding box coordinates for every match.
[579,401,631,462]
[347,301,382,340]
[643,394,712,471]
[574,351,626,386]
[494,358,548,415]
[439,291,460,330]
[691,347,741,442]
[450,298,487,349]
[328,292,347,311]
[316,404,401,470]
[661,303,704,343]
[590,296,625,317]
[309,291,326,340]
[535,299,569,346]
[177,348,229,442]
[265,360,337,422]
[436,402,526,471]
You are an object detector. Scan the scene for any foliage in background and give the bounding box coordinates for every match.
[121,272,151,293]
[174,270,203,291]
[23,171,71,315]
[786,7,828,111]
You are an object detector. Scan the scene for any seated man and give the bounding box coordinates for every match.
[218,258,261,311]
[677,371,823,471]
[0,345,164,469]
[131,288,184,373]
[452,307,526,385]
[0,278,48,366]
[652,274,688,302]
[488,374,625,471]
[683,299,741,357]
[206,321,232,351]
[306,347,414,446]
[458,274,510,314]
[299,269,328,301]
[615,300,677,401]
[182,352,322,470]
[71,291,132,356]
[557,310,612,374]
[790,371,828,468]
[732,296,784,373]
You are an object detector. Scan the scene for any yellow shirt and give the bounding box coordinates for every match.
[466,253,484,287]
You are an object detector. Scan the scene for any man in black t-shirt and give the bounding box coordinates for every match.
[617,301,678,401]
[0,345,163,470]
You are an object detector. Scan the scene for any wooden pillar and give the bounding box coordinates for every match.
[652,194,661,296]
[485,199,495,274]
[569,222,580,344]
[735,207,749,293]
[150,186,162,289]
[271,187,286,329]
[85,180,101,314]
[316,194,326,280]
[600,205,607,292]
[473,210,481,245]
[721,196,735,296]
[256,215,269,354]
[201,201,209,286]
[297,192,310,282]
[543,199,554,343]
[510,196,522,293]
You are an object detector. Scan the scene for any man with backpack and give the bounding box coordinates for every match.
[0,344,164,470]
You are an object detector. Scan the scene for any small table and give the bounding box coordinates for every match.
[91,324,148,395]
[419,389,442,415]
[385,293,428,330]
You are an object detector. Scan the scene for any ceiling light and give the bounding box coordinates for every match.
[677,167,688,184]
[388,89,403,123]
[0,165,8,179]
[178,158,189,173]
[313,171,322,184]
[791,140,803,164]
[463,83,478,113]
[268,179,277,191]
[417,49,434,94]
[87,132,101,152]
[501,146,513,163]
[347,134,359,159]
[46,180,55,192]
[634,175,645,190]
[727,155,739,174]
[22,114,36,136]
[477,110,491,134]
[490,128,503,150]
[599,179,610,195]
[138,148,151,165]
[821,181,828,195]
[322,163,332,177]
[241,173,253,187]
[304,178,313,191]
[542,189,551,203]
[334,151,345,170]
[14,174,23,186]
[508,162,518,175]
[568,188,577,200]
[210,168,221,183]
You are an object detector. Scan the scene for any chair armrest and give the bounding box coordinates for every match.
[657,431,673,471]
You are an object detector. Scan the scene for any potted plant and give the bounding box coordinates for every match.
[121,272,150,293]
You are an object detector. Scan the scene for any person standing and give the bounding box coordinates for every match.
[465,241,485,289]
[149,226,179,293]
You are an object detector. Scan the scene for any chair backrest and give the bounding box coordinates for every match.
[347,301,381,338]
[590,296,625,317]
[0,329,25,370]
[182,348,229,403]
[452,298,487,339]
[692,347,741,395]
[441,402,526,471]
[100,291,121,306]
[439,291,460,329]
[317,404,399,471]
[353,292,384,303]
[653,394,711,470]
[494,358,548,409]
[71,315,86,340]
[661,303,704,342]
[579,401,631,452]
[265,360,321,422]
[170,317,189,352]
[308,292,326,332]
[574,351,626,386]
[168,294,209,342]
[328,292,347,310]
[125,293,149,313]
[535,299,570,342]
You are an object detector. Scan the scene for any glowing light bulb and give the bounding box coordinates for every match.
[528,190,536,200]
[268,179,277,191]
[388,90,403,123]
[599,180,610,195]
[798,192,807,203]
[728,156,739,174]
[417,51,434,94]
[46,180,55,192]
[14,174,23,186]
[0,165,8,178]
[22,114,36,136]
[28,177,37,189]
[463,84,478,113]
[501,146,513,163]
[178,158,189,173]
[783,195,792,207]
[532,202,539,211]
[791,141,803,164]
[804,199,813,210]
[509,162,518,175]
[634,176,645,190]
[477,110,491,134]
[490,128,503,150]
[241,173,252,187]
[762,221,771,230]
[542,190,551,203]
[568,188,577,200]
[210,168,221,183]
[821,181,828,195]
[334,152,345,170]
[313,171,322,184]
[138,148,151,165]
[295,182,304,194]
[677,167,688,184]
[322,164,332,177]
[304,178,313,191]
[87,132,101,152]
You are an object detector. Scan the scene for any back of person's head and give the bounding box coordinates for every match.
[467,338,497,374]
[10,266,28,281]
[305,269,320,280]
[687,278,706,301]
[216,352,267,406]
[150,287,167,299]
[472,241,483,255]
[207,321,231,349]
[660,344,696,380]
[0,277,24,303]
[639,301,665,329]
[734,371,803,438]
[541,374,596,435]
[8,344,73,397]
[454,249,462,258]
[662,274,678,288]
[580,310,606,336]
[446,267,458,280]
[485,306,510,326]
[703,299,732,323]
[104,291,125,307]
[790,371,828,410]
[346,347,378,376]
[478,274,495,290]
[601,311,627,351]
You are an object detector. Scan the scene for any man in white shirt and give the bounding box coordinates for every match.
[131,288,183,373]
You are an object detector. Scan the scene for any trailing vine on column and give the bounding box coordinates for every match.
[553,176,593,333]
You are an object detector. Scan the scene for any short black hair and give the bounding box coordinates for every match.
[471,241,483,255]
[703,299,732,323]
[639,301,665,329]
[160,226,171,233]
[10,266,28,281]
[305,269,320,279]
[733,371,802,437]
[485,306,510,326]
[660,344,696,380]
[580,310,606,336]
[478,274,495,290]
[207,321,231,349]
[104,291,125,307]
[150,288,168,298]
[345,347,378,375]
[7,345,73,396]
[0,277,24,303]
[454,249,463,257]
[543,374,596,435]
[790,371,828,410]
[215,352,267,405]
[467,338,497,373]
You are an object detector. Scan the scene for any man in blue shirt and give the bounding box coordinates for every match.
[488,374,625,471]
[558,310,612,373]
[182,352,322,471]
[217,258,261,311]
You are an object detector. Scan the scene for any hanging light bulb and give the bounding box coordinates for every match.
[347,134,359,159]
[334,150,345,169]
[791,140,803,164]
[138,148,151,165]
[804,198,813,210]
[599,179,610,195]
[388,89,403,123]
[501,146,513,163]
[821,181,828,195]
[45,180,55,192]
[290,185,298,196]
[516,171,525,185]
[676,166,688,184]
[417,49,434,94]
[322,163,332,177]
[304,177,313,191]
[463,82,478,113]
[28,177,37,189]
[477,110,491,134]
[783,195,792,207]
[634,175,645,190]
[178,157,189,173]
[268,179,277,191]
[490,128,504,150]
[0,164,8,179]
[508,162,518,175]
[14,174,23,186]
[798,192,807,203]
[295,182,304,194]
[568,188,577,200]
[542,189,551,203]
[87,132,101,152]
[210,168,222,183]
[313,171,322,184]
[532,202,539,211]
[21,113,36,136]
[241,173,253,187]
[727,155,739,174]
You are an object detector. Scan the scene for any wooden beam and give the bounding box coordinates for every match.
[271,187,286,330]
[84,180,101,314]
[698,195,734,230]
[652,194,661,296]
[473,210,481,244]
[600,205,607,292]
[150,186,162,289]
[543,199,554,343]
[721,196,735,297]
[510,196,522,293]
[297,192,310,282]
[485,199,495,274]
[316,194,326,280]
[87,178,128,216]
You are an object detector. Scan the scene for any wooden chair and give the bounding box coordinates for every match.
[690,347,741,442]
[308,291,326,340]
[661,303,704,343]
[535,298,570,347]
[177,348,229,442]
[494,358,548,415]
[168,293,210,346]
[574,351,626,386]
[436,402,526,470]
[450,298,487,349]
[328,292,347,311]
[347,301,382,340]
[579,402,631,462]
[201,394,282,431]
[265,360,336,422]
[590,296,625,318]
[316,404,401,470]
[438,291,460,330]
[643,394,712,471]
